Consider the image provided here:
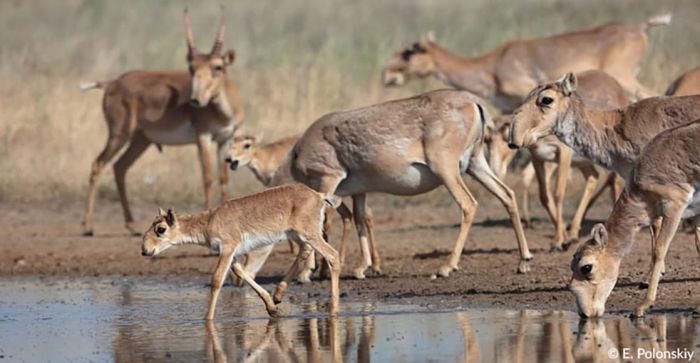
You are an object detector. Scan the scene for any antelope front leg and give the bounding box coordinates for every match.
[634,206,683,318]
[300,233,342,315]
[273,243,313,304]
[352,193,372,280]
[551,146,572,251]
[365,206,382,274]
[206,249,235,320]
[435,171,478,278]
[232,262,279,317]
[568,165,600,240]
[468,151,533,273]
[217,140,231,202]
[197,134,215,209]
[336,202,353,268]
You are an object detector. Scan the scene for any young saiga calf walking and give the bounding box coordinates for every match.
[570,120,700,318]
[140,183,341,319]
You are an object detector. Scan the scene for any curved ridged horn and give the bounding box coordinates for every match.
[210,7,225,55]
[183,8,197,56]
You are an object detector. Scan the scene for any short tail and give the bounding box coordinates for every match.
[644,13,672,29]
[78,80,109,92]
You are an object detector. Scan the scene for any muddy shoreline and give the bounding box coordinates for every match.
[2,197,699,314]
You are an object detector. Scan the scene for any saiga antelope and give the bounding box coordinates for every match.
[269,89,532,292]
[485,70,629,249]
[509,72,700,282]
[508,72,700,186]
[80,9,244,236]
[140,183,341,319]
[570,120,700,318]
[383,14,671,112]
[666,66,700,96]
[225,135,382,278]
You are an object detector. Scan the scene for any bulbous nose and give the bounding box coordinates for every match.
[189,99,201,108]
[228,159,239,170]
[508,143,519,149]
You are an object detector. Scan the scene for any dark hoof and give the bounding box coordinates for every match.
[83,231,94,237]
[638,281,649,290]
[561,238,578,251]
[549,245,564,253]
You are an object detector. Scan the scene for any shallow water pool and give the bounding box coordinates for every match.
[0,277,698,362]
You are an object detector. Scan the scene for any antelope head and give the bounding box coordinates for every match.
[141,208,181,256]
[569,224,621,318]
[484,115,515,180]
[183,8,236,108]
[508,72,578,149]
[382,32,437,87]
[225,135,258,170]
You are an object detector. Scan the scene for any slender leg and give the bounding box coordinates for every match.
[297,232,341,315]
[467,151,533,273]
[197,134,215,209]
[205,320,227,363]
[365,206,382,274]
[82,136,129,235]
[336,202,353,268]
[533,159,558,226]
[273,243,313,303]
[519,163,535,228]
[206,249,236,320]
[352,193,372,279]
[434,170,478,278]
[217,141,231,202]
[634,204,683,317]
[551,146,572,251]
[232,262,279,317]
[113,131,151,235]
[568,164,600,240]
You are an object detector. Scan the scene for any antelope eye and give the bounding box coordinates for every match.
[213,65,223,72]
[540,96,554,106]
[243,143,251,150]
[580,264,593,275]
[156,226,167,236]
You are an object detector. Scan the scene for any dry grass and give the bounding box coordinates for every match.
[1,0,699,204]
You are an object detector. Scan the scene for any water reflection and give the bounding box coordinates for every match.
[1,278,698,362]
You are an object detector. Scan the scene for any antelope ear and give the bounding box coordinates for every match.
[590,223,608,247]
[165,208,177,226]
[158,207,167,217]
[559,72,578,96]
[223,49,236,66]
[423,30,436,43]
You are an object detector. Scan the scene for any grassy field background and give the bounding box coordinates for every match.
[1,0,699,205]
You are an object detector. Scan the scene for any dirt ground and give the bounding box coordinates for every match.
[1,189,698,315]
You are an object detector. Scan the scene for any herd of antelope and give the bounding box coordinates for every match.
[80,9,700,320]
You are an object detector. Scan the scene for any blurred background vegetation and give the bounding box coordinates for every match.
[1,0,698,205]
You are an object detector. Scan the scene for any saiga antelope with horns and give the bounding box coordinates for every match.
[383,14,671,112]
[268,89,532,293]
[571,120,700,318]
[80,9,244,236]
[141,183,342,319]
